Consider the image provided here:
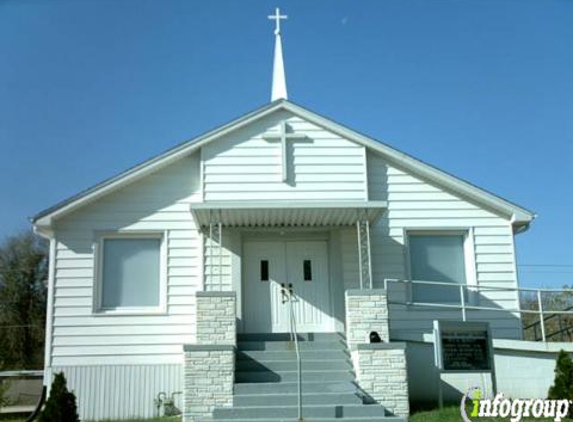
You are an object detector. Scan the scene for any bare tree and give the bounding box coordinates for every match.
[521,288,573,341]
[0,231,48,368]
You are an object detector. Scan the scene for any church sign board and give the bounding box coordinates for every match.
[433,320,497,407]
[433,320,494,373]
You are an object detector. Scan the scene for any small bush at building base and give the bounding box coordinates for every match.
[548,350,573,416]
[39,372,79,422]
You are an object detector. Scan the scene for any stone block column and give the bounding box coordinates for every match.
[196,291,236,346]
[354,343,410,418]
[183,291,236,422]
[345,289,389,350]
[183,345,234,422]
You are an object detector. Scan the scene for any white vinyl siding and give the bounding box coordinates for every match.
[51,153,201,366]
[47,364,182,420]
[203,234,233,291]
[359,151,522,339]
[201,112,368,201]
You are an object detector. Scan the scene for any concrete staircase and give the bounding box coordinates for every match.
[201,332,406,422]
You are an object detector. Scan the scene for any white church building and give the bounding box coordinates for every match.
[31,9,553,422]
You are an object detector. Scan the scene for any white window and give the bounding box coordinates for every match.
[408,232,471,303]
[96,234,165,313]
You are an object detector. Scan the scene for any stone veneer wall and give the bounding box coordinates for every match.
[345,289,390,350]
[183,345,234,421]
[354,343,409,418]
[183,291,236,422]
[196,291,237,346]
[345,289,409,418]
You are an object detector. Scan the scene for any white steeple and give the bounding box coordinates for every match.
[268,7,288,101]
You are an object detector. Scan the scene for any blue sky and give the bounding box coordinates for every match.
[1,0,572,288]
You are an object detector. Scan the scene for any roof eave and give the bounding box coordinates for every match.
[31,98,536,229]
[280,101,537,225]
[30,99,290,226]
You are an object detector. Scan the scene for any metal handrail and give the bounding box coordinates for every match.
[383,278,573,342]
[523,304,573,342]
[0,370,43,377]
[385,278,573,293]
[0,371,45,422]
[286,287,303,421]
[523,304,573,330]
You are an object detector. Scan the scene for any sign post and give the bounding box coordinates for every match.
[433,320,497,408]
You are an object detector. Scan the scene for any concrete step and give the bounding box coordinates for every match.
[235,369,355,383]
[237,333,345,342]
[204,331,408,422]
[236,358,352,372]
[238,339,347,351]
[233,392,362,407]
[237,349,349,361]
[213,403,388,419]
[234,381,358,395]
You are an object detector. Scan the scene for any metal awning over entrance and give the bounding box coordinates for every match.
[192,200,386,291]
[189,200,387,229]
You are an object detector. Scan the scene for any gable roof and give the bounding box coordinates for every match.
[31,99,536,231]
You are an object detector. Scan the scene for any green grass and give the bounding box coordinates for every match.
[410,405,573,422]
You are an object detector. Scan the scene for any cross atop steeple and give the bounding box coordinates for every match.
[268,7,288,101]
[268,7,288,35]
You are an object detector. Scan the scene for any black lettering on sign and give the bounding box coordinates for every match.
[442,331,491,371]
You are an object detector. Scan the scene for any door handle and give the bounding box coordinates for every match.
[281,283,289,304]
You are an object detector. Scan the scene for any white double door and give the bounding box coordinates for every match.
[243,240,333,333]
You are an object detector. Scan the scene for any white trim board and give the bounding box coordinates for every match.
[92,231,168,316]
[189,200,387,229]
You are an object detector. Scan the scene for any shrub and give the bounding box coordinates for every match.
[548,349,573,416]
[38,372,79,422]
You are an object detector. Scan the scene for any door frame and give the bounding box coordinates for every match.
[239,229,335,333]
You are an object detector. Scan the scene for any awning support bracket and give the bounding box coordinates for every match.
[356,209,373,290]
[208,209,223,292]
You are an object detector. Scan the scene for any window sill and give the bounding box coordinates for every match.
[93,308,168,316]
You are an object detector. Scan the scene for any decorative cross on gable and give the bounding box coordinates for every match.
[263,120,309,182]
